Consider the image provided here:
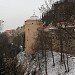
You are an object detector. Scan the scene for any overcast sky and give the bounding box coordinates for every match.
[0,0,58,31]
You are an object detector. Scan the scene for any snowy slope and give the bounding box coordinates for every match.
[17,51,75,75]
[42,52,75,75]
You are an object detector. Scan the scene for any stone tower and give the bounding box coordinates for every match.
[25,13,43,55]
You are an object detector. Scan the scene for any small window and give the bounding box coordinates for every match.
[28,29,29,31]
[32,23,33,24]
[37,28,38,30]
[68,37,71,39]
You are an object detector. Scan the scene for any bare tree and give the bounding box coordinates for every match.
[0,33,18,75]
[31,29,56,75]
[0,20,4,32]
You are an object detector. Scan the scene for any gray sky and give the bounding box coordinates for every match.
[0,0,58,31]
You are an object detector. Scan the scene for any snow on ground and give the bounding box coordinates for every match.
[17,51,75,75]
[17,51,27,69]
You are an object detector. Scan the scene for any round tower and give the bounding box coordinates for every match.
[25,14,43,55]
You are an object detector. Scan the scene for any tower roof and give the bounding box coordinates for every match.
[29,13,39,20]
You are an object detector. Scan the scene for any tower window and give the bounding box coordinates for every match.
[32,23,33,24]
[28,29,29,31]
